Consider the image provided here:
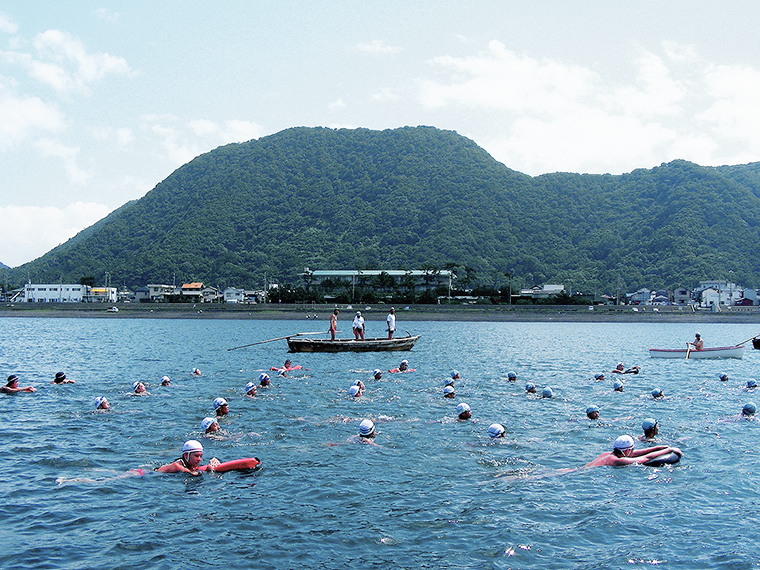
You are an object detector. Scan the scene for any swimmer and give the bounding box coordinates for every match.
[747,379,758,390]
[348,385,362,398]
[586,405,600,420]
[443,385,456,399]
[259,373,271,387]
[192,368,202,376]
[719,373,729,382]
[613,379,624,392]
[200,417,220,434]
[456,402,472,420]
[594,373,605,381]
[451,370,461,380]
[585,435,682,467]
[1,375,36,394]
[213,397,229,416]
[652,388,664,399]
[525,383,536,394]
[277,369,287,378]
[346,419,379,445]
[640,418,658,441]
[353,380,365,391]
[244,382,257,397]
[488,423,506,438]
[612,363,640,375]
[399,359,409,372]
[612,362,625,374]
[52,371,74,384]
[133,381,147,394]
[93,396,109,410]
[444,377,455,388]
[283,359,293,369]
[155,440,219,475]
[542,387,553,399]
[742,402,756,417]
[372,369,383,380]
[160,375,171,386]
[507,371,517,382]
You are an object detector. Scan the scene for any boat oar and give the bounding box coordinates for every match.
[227,331,331,351]
[735,334,760,346]
[685,342,691,360]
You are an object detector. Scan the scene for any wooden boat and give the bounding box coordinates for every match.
[649,345,745,359]
[287,333,420,353]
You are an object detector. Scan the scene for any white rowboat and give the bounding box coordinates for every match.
[649,345,745,359]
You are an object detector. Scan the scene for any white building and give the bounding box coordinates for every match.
[224,287,245,303]
[24,283,88,303]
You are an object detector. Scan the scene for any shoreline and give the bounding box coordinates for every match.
[2,302,760,324]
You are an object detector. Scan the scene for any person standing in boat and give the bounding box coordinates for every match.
[329,309,339,340]
[352,311,365,340]
[689,333,704,351]
[386,307,396,339]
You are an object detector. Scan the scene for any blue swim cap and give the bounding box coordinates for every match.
[642,418,657,431]
[719,373,729,381]
[743,402,757,416]
[507,371,517,380]
[450,370,459,379]
[748,379,758,388]
[542,387,553,398]
[613,380,623,390]
[652,388,664,398]
[244,382,256,392]
[586,405,599,415]
[525,383,535,392]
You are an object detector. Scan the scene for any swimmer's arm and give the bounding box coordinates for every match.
[629,445,669,458]
[631,446,678,463]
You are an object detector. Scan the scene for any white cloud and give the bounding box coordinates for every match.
[0,84,65,150]
[0,202,111,267]
[94,8,121,23]
[420,40,597,114]
[329,98,347,111]
[371,88,402,102]
[0,13,18,34]
[355,40,403,55]
[1,29,132,94]
[145,116,263,166]
[33,138,90,184]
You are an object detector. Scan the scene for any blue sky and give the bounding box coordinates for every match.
[2,1,760,267]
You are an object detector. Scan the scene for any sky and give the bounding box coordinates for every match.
[3,1,760,267]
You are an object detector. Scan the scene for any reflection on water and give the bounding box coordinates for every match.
[1,317,759,568]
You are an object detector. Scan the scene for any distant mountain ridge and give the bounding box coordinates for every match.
[4,126,760,294]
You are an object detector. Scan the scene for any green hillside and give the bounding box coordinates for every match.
[5,126,760,295]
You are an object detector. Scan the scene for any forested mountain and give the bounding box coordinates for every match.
[5,126,760,294]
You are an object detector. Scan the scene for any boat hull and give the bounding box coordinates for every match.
[649,345,745,359]
[287,334,420,353]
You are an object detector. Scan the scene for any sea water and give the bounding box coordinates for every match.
[1,316,759,569]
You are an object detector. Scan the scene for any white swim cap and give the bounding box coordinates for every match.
[488,423,506,438]
[613,435,635,450]
[200,417,217,431]
[348,385,360,397]
[161,375,170,383]
[372,369,382,377]
[132,381,141,390]
[259,373,269,382]
[245,382,256,392]
[443,386,455,395]
[182,439,203,454]
[93,396,106,408]
[456,402,471,414]
[542,387,553,398]
[358,419,375,436]
[212,397,227,409]
[401,360,409,366]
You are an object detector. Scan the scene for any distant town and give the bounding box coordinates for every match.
[4,270,756,312]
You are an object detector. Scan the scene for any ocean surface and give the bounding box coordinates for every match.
[1,316,759,569]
